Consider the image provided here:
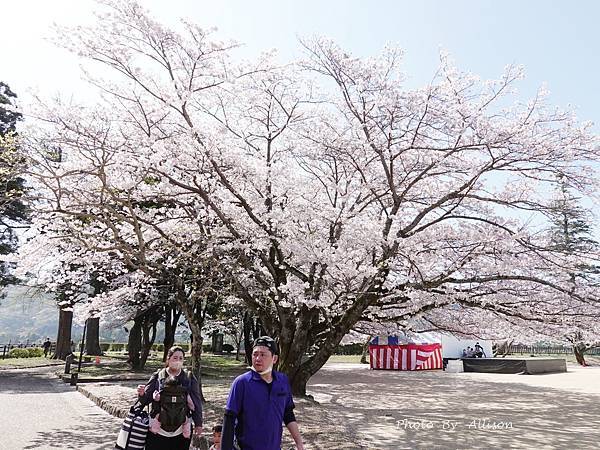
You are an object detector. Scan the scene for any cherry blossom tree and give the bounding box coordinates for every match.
[17,222,129,359]
[23,0,600,394]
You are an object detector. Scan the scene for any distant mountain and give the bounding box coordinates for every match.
[0,285,128,344]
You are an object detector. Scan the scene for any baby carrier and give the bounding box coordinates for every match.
[156,368,192,432]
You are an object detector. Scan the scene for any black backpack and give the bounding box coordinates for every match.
[156,369,192,432]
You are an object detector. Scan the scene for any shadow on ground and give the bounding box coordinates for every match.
[22,415,118,450]
[305,365,600,449]
[0,366,121,449]
[0,366,72,394]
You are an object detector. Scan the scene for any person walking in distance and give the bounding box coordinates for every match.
[42,338,51,357]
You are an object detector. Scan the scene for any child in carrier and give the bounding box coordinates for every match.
[149,375,193,438]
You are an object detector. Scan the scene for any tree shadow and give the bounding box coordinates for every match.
[22,415,119,449]
[0,367,72,394]
[1,367,121,449]
[303,365,600,449]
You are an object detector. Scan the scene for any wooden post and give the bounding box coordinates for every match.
[77,318,88,373]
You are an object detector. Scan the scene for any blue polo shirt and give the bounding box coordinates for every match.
[225,369,295,450]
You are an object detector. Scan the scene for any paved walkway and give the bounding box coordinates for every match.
[0,366,122,449]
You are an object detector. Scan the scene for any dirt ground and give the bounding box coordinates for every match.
[301,362,600,449]
[82,360,600,449]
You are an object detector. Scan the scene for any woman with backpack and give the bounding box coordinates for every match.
[137,345,203,450]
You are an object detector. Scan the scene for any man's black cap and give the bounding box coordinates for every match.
[253,336,279,355]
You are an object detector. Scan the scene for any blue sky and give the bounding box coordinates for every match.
[3,0,598,129]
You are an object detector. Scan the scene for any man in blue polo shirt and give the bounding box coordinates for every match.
[221,336,305,450]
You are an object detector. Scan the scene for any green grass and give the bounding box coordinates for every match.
[0,357,64,369]
[75,352,248,379]
[327,354,362,363]
[73,352,367,380]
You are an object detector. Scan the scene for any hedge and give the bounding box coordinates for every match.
[222,344,235,354]
[334,343,363,355]
[100,341,362,356]
[9,348,30,358]
[27,347,44,357]
[102,342,201,353]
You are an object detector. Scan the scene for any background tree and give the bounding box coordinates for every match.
[85,269,123,356]
[549,178,598,276]
[548,177,600,365]
[162,300,182,362]
[51,262,88,360]
[0,82,21,135]
[21,142,228,387]
[0,82,29,287]
[219,302,247,361]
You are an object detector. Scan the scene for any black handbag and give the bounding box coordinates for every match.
[115,401,149,450]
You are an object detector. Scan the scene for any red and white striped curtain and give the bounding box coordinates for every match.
[369,343,443,370]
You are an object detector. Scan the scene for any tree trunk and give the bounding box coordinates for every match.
[283,345,340,397]
[243,312,264,366]
[140,315,158,368]
[176,286,207,402]
[85,317,102,355]
[278,336,319,396]
[288,367,314,397]
[493,339,512,358]
[235,325,244,361]
[128,308,162,370]
[279,346,319,397]
[274,304,361,396]
[243,312,253,366]
[189,325,205,402]
[360,335,372,364]
[127,318,142,370]
[163,304,180,362]
[53,307,73,360]
[574,343,587,366]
